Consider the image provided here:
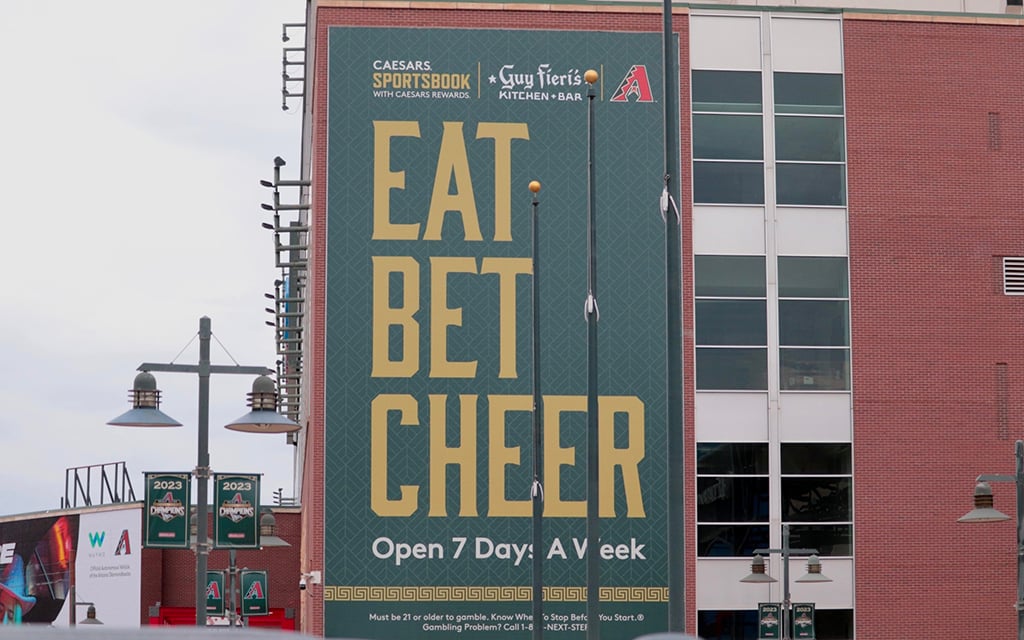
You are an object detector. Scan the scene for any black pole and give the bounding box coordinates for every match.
[530,180,544,640]
[196,316,212,627]
[1016,440,1024,640]
[661,0,686,632]
[584,68,600,640]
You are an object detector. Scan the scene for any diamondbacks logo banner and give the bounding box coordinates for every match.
[213,474,260,549]
[326,26,673,640]
[240,570,269,616]
[143,472,191,548]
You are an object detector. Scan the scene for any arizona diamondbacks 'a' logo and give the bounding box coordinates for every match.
[610,65,654,103]
[245,580,265,600]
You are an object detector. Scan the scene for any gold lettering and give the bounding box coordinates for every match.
[372,121,421,240]
[429,257,478,378]
[428,394,478,516]
[476,123,530,242]
[371,256,419,378]
[424,122,482,241]
[488,394,532,517]
[370,394,419,516]
[480,257,531,380]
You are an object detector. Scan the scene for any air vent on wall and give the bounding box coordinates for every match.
[1003,257,1024,295]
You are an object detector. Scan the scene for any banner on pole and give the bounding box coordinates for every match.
[213,473,260,548]
[792,603,816,639]
[143,472,191,548]
[240,570,269,616]
[759,602,782,639]
[206,570,226,616]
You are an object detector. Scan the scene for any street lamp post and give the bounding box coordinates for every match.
[740,524,831,640]
[529,180,544,640]
[958,439,1024,640]
[108,316,299,626]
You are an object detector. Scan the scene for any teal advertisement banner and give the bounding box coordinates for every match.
[325,26,670,639]
[241,570,269,616]
[759,603,782,639]
[792,603,815,639]
[213,473,260,548]
[143,472,191,548]
[206,571,226,616]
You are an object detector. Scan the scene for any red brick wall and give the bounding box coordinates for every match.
[306,3,693,636]
[144,509,302,624]
[845,15,1024,640]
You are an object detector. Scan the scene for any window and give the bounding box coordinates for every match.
[774,72,845,207]
[693,71,765,205]
[696,256,768,390]
[781,443,852,555]
[778,257,850,391]
[697,443,770,557]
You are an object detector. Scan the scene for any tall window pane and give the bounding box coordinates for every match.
[697,348,769,390]
[695,161,765,204]
[696,256,766,297]
[775,116,845,161]
[776,163,845,206]
[778,300,849,346]
[778,257,848,298]
[780,348,850,390]
[693,70,762,112]
[781,477,851,521]
[774,72,843,114]
[695,114,764,160]
[698,300,767,345]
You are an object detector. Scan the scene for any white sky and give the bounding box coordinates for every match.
[0,1,306,515]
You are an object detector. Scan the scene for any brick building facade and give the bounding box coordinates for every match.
[290,2,1024,638]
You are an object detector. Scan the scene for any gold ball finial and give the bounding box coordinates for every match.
[584,69,599,84]
[529,180,541,193]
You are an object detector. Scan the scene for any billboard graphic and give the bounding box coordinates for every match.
[72,507,142,627]
[144,472,191,548]
[0,515,76,625]
[326,27,669,639]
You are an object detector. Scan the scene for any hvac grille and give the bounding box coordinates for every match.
[1004,257,1024,295]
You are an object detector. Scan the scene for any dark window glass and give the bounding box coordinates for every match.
[694,114,764,160]
[696,256,766,297]
[778,257,848,298]
[774,72,843,115]
[815,609,854,640]
[698,300,768,345]
[697,443,769,475]
[780,348,850,390]
[775,116,845,161]
[693,70,762,113]
[694,161,765,204]
[699,609,760,640]
[697,347,768,390]
[697,524,770,557]
[782,477,851,521]
[778,300,849,346]
[776,163,845,206]
[787,524,852,556]
[697,477,770,522]
[782,443,851,474]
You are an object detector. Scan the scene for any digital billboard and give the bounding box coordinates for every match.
[325,26,669,639]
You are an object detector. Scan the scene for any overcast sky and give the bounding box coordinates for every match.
[0,1,306,515]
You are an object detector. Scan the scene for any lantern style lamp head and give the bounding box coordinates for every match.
[958,481,1011,523]
[740,554,777,584]
[795,555,832,583]
[224,375,301,433]
[107,372,182,427]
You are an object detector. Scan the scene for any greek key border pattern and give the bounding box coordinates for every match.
[324,586,668,602]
